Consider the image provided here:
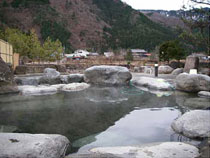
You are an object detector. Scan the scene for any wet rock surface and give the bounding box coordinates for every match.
[132,77,174,91]
[0,133,70,158]
[89,142,199,158]
[172,110,210,138]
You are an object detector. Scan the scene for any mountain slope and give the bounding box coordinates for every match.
[0,0,177,52]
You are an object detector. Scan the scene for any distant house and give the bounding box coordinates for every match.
[131,49,151,57]
[74,49,90,56]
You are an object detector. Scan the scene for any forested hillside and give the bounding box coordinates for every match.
[0,0,177,53]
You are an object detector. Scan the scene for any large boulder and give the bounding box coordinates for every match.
[84,66,132,86]
[39,68,62,85]
[184,56,199,73]
[158,65,174,74]
[132,77,174,91]
[0,58,18,94]
[176,73,210,92]
[171,68,183,75]
[171,110,210,138]
[0,133,70,158]
[90,142,199,158]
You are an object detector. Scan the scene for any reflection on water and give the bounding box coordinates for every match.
[0,86,197,153]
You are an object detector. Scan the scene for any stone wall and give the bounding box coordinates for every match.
[15,64,66,74]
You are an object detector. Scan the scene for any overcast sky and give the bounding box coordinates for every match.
[121,0,208,10]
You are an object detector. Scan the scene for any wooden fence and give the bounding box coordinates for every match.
[0,39,19,69]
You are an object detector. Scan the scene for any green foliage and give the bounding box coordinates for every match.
[28,29,43,61]
[159,40,185,62]
[5,28,30,56]
[93,0,176,51]
[4,28,63,62]
[125,50,133,61]
[43,37,63,62]
[11,0,49,8]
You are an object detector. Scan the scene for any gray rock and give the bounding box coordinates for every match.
[0,133,70,158]
[18,85,58,96]
[176,73,210,92]
[198,91,210,98]
[43,68,60,78]
[171,110,210,138]
[197,137,210,158]
[14,76,42,86]
[90,142,199,158]
[60,74,84,84]
[0,58,19,94]
[184,98,210,109]
[132,77,174,91]
[184,56,199,73]
[68,74,84,83]
[158,65,174,74]
[199,68,210,76]
[84,66,132,86]
[61,83,90,92]
[39,68,62,85]
[171,68,183,75]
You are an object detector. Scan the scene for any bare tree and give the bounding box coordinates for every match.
[190,0,210,5]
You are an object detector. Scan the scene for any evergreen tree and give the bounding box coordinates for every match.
[28,29,43,61]
[159,41,185,62]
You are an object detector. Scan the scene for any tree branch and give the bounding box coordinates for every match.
[190,0,210,6]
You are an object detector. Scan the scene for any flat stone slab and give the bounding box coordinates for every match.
[61,83,90,92]
[132,77,174,91]
[18,85,58,95]
[18,83,90,95]
[90,142,199,158]
[172,110,210,138]
[0,133,70,158]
